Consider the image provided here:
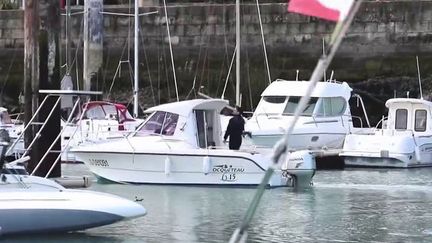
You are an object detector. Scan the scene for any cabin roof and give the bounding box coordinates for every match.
[386,98,432,108]
[145,99,229,117]
[261,80,352,99]
[83,101,128,110]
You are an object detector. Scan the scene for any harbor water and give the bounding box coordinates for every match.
[5,164,432,242]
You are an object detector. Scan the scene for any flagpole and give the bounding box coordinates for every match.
[228,1,363,243]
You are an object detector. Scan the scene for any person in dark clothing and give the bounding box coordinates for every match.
[224,106,245,150]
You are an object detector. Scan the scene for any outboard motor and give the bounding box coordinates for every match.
[281,150,316,187]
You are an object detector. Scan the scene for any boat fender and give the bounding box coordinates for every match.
[164,157,171,176]
[203,156,212,175]
[415,147,421,162]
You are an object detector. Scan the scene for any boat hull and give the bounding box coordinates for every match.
[341,132,432,168]
[0,209,122,235]
[250,132,346,150]
[342,156,431,168]
[75,150,290,187]
[0,175,147,236]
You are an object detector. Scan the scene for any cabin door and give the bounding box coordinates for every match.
[195,110,215,148]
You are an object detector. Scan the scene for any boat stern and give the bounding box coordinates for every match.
[341,132,417,167]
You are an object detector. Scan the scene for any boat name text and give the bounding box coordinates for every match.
[89,159,109,167]
[212,164,245,173]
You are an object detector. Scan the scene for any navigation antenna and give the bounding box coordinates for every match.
[416,56,423,100]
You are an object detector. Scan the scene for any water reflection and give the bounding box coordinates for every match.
[37,165,432,242]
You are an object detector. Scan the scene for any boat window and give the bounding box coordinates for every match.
[85,105,105,119]
[283,96,318,116]
[263,96,286,104]
[135,111,166,136]
[161,113,179,136]
[415,109,427,132]
[102,105,118,120]
[255,96,287,115]
[102,104,116,115]
[395,109,408,130]
[196,110,206,148]
[331,97,346,115]
[315,97,346,117]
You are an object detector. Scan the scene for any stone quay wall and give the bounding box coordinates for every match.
[1,1,432,111]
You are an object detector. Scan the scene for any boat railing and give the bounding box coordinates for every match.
[304,114,365,129]
[375,116,388,131]
[275,78,345,85]
[351,93,371,127]
[350,115,364,128]
[123,134,137,153]
[9,89,102,178]
[31,95,88,177]
[76,122,132,141]
[9,112,24,125]
[6,94,62,157]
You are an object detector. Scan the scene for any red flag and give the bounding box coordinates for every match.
[288,0,354,22]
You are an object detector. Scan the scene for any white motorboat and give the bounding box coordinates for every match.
[0,174,146,236]
[0,143,146,236]
[62,101,143,162]
[71,99,315,187]
[341,98,432,168]
[245,79,370,152]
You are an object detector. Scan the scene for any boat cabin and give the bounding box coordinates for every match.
[134,99,228,148]
[71,101,138,131]
[253,80,352,118]
[80,102,134,123]
[385,98,432,134]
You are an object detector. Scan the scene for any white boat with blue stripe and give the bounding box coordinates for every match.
[0,141,146,236]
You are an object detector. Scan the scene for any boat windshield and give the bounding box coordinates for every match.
[255,96,287,115]
[283,97,318,116]
[255,96,319,116]
[314,97,346,117]
[85,105,105,119]
[135,111,178,137]
[102,105,118,119]
[102,104,117,115]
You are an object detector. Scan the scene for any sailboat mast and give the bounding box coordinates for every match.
[235,0,240,106]
[65,0,71,74]
[133,0,139,118]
